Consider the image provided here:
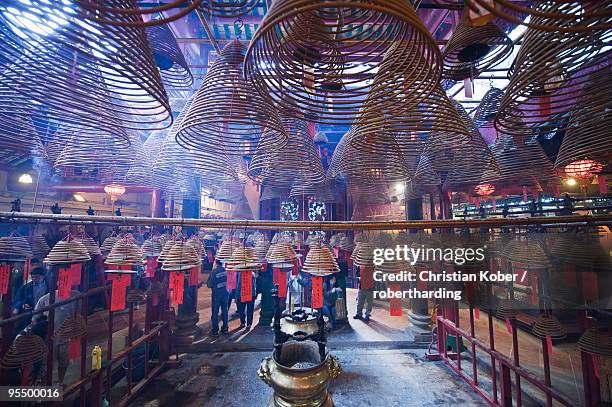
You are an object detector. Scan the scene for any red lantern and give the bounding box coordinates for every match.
[474,183,495,196]
[104,184,126,201]
[564,159,603,179]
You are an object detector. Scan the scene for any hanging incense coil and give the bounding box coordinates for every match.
[302,245,339,276]
[74,235,101,257]
[494,3,610,136]
[352,243,375,267]
[141,238,163,258]
[0,236,33,260]
[100,236,120,253]
[577,328,612,357]
[292,234,305,248]
[44,239,90,265]
[158,240,178,263]
[465,0,612,33]
[532,314,566,340]
[289,182,336,203]
[254,240,270,262]
[248,115,325,187]
[0,88,39,153]
[105,238,143,267]
[0,2,172,135]
[336,236,354,252]
[442,18,513,81]
[244,0,442,125]
[554,67,612,170]
[413,154,442,187]
[550,233,611,271]
[176,39,287,156]
[27,236,50,259]
[199,0,259,18]
[329,234,342,248]
[375,258,410,275]
[73,0,203,27]
[215,238,242,263]
[145,22,193,89]
[187,238,205,258]
[266,243,298,265]
[161,241,200,271]
[495,298,518,320]
[474,87,504,128]
[55,314,87,340]
[226,247,261,272]
[0,334,47,369]
[502,238,551,269]
[306,234,326,247]
[126,289,147,304]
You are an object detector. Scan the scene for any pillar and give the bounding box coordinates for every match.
[406,196,432,342]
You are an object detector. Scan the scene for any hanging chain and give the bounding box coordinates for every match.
[234,17,244,39]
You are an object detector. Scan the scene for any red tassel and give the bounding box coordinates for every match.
[68,337,81,359]
[240,272,252,302]
[169,272,184,305]
[0,264,10,295]
[474,307,480,320]
[311,276,323,309]
[389,284,402,316]
[278,270,288,298]
[546,336,553,356]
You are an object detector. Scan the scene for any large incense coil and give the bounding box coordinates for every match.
[246,232,267,245]
[141,238,163,258]
[226,247,262,272]
[27,236,50,259]
[0,87,39,152]
[532,314,566,340]
[187,238,205,258]
[502,239,551,269]
[176,39,287,156]
[266,243,298,265]
[244,0,442,125]
[328,127,412,185]
[254,240,271,262]
[474,87,504,128]
[302,245,339,276]
[494,3,610,136]
[248,115,325,187]
[352,243,375,267]
[215,238,242,263]
[74,0,203,27]
[306,234,327,248]
[0,236,33,259]
[55,314,87,340]
[0,334,47,369]
[554,67,612,170]
[413,154,442,187]
[0,2,172,136]
[158,240,177,262]
[375,258,410,274]
[105,238,142,266]
[126,288,146,304]
[100,236,120,253]
[442,18,513,81]
[465,0,612,33]
[161,241,200,271]
[495,298,518,320]
[577,328,612,357]
[44,239,90,265]
[74,235,101,257]
[289,182,336,203]
[550,234,611,271]
[480,133,557,184]
[146,22,193,89]
[199,0,259,18]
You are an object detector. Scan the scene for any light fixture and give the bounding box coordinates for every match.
[394,183,406,194]
[565,178,577,187]
[73,194,86,203]
[474,183,495,196]
[18,173,33,184]
[564,159,603,179]
[104,184,126,200]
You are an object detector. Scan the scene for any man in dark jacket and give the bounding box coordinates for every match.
[207,261,228,336]
[12,267,48,332]
[323,275,341,330]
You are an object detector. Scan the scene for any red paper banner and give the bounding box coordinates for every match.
[188,266,199,286]
[360,266,374,290]
[546,336,554,356]
[240,272,253,302]
[311,276,323,309]
[0,264,10,295]
[505,319,513,334]
[278,270,288,298]
[272,268,279,285]
[169,272,184,305]
[23,259,31,283]
[68,337,81,359]
[226,269,237,290]
[389,283,402,316]
[474,307,481,320]
[58,267,72,300]
[119,265,132,271]
[145,257,158,278]
[21,363,31,385]
[69,263,81,286]
[206,248,215,264]
[110,274,130,311]
[593,355,600,379]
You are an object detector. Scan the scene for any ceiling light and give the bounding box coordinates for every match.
[565,178,577,186]
[395,183,405,194]
[73,194,86,202]
[18,173,33,184]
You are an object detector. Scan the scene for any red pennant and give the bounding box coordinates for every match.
[21,363,32,385]
[0,264,10,295]
[145,257,158,278]
[226,270,237,290]
[58,267,72,300]
[110,274,130,311]
[389,284,402,316]
[23,259,31,283]
[278,270,288,298]
[240,272,253,302]
[593,355,600,379]
[69,263,81,286]
[505,319,513,334]
[68,337,81,359]
[474,307,480,320]
[169,272,184,305]
[546,336,554,356]
[188,266,199,286]
[311,276,323,309]
[360,266,374,290]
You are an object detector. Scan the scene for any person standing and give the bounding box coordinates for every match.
[323,275,341,330]
[286,273,305,311]
[354,267,374,321]
[236,271,257,330]
[207,260,228,337]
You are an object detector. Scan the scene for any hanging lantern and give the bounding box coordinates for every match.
[563,159,604,179]
[474,183,496,196]
[104,184,126,201]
